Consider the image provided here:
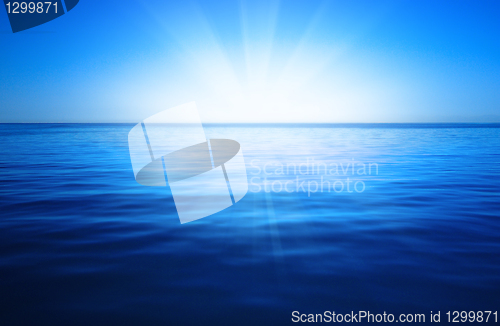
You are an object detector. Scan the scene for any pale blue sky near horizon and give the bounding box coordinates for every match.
[0,0,499,123]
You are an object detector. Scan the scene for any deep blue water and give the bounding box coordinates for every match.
[1,124,499,325]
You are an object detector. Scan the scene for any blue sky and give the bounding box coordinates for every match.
[0,0,499,122]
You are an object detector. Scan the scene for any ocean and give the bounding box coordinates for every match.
[1,123,499,325]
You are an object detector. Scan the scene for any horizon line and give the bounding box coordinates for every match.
[2,122,500,125]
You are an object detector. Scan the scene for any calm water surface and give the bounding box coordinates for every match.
[0,124,499,325]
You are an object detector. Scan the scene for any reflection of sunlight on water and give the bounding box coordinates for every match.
[265,191,284,267]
